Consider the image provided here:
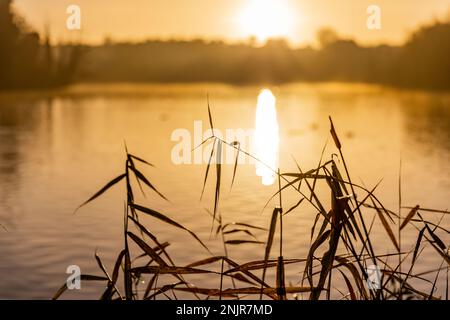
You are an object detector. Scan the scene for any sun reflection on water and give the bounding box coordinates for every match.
[254,89,279,186]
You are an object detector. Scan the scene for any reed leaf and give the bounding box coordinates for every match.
[76,174,126,211]
[222,222,267,232]
[413,227,426,263]
[283,198,304,216]
[223,228,257,239]
[226,259,305,274]
[186,256,225,268]
[207,95,214,131]
[130,203,210,253]
[329,116,342,150]
[200,138,216,200]
[127,231,167,266]
[213,140,222,228]
[225,239,264,245]
[376,206,400,251]
[338,270,357,300]
[425,224,446,250]
[305,230,331,285]
[230,141,240,191]
[131,266,214,275]
[400,205,420,230]
[53,275,109,300]
[128,165,168,201]
[260,207,280,298]
[129,154,154,167]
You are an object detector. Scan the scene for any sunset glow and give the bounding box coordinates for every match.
[238,0,294,42]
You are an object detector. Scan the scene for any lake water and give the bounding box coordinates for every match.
[0,83,449,299]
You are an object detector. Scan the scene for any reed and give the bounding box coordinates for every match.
[54,107,449,300]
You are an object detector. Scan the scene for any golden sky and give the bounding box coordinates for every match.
[14,0,450,45]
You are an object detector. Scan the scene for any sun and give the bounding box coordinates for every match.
[238,0,294,43]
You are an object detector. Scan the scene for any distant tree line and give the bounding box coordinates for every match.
[0,0,81,90]
[74,20,449,91]
[1,0,449,91]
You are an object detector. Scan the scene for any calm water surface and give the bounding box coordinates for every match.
[0,83,449,299]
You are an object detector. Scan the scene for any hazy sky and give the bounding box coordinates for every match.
[13,0,450,45]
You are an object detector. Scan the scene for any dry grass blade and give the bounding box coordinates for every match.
[310,185,345,300]
[264,208,280,263]
[262,177,301,212]
[123,204,133,300]
[331,161,349,197]
[192,135,214,152]
[338,270,357,300]
[171,287,236,298]
[128,165,168,201]
[146,281,185,300]
[447,263,449,300]
[129,154,154,167]
[230,141,240,191]
[75,173,126,212]
[221,257,271,289]
[213,140,222,229]
[127,231,167,266]
[131,266,214,275]
[94,252,110,275]
[376,206,400,252]
[226,259,304,274]
[329,116,342,150]
[223,228,258,239]
[260,207,280,298]
[400,205,420,230]
[128,215,174,265]
[334,256,368,299]
[102,249,126,300]
[310,140,329,201]
[282,173,328,179]
[402,206,449,214]
[143,274,160,299]
[130,203,210,253]
[222,222,267,231]
[429,242,450,265]
[225,240,264,245]
[410,219,450,234]
[200,138,216,200]
[186,256,225,268]
[428,257,446,300]
[283,198,305,216]
[52,275,109,300]
[305,230,331,285]
[207,95,214,131]
[172,286,315,297]
[276,256,286,300]
[425,224,446,250]
[229,272,257,286]
[311,210,330,241]
[230,286,315,295]
[96,251,124,300]
[133,242,170,262]
[413,227,426,263]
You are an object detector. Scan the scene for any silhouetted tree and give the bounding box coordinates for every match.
[0,0,81,90]
[395,22,450,89]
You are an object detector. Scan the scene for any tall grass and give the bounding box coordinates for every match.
[54,108,449,300]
